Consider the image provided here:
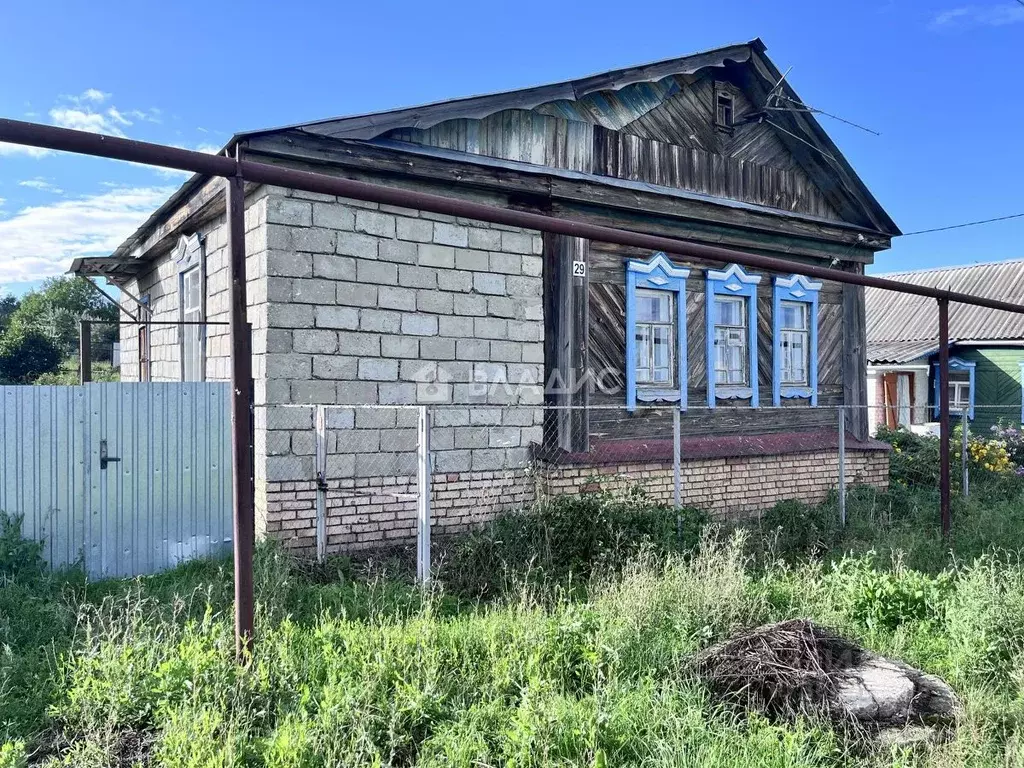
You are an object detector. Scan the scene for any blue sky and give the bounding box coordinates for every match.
[1,0,1022,296]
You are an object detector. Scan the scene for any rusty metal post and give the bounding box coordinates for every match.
[226,156,255,659]
[961,407,970,499]
[79,320,92,384]
[938,299,951,537]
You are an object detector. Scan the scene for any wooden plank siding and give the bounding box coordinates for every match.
[950,347,1024,433]
[593,126,838,220]
[380,67,848,223]
[586,243,845,440]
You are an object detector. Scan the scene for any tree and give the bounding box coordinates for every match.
[5,277,118,359]
[0,330,62,383]
[0,295,18,336]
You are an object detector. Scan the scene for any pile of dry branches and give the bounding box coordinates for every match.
[693,618,864,720]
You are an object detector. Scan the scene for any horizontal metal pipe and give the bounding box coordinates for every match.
[4,117,1023,317]
[0,118,236,176]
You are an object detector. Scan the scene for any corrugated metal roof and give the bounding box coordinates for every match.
[866,260,1024,362]
[866,340,943,365]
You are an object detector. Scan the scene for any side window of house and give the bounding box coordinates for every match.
[772,275,821,406]
[180,266,203,381]
[705,265,761,408]
[933,357,975,420]
[625,252,689,412]
[174,233,205,382]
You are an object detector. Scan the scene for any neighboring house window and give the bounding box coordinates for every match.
[173,233,205,382]
[932,357,975,420]
[706,264,761,407]
[625,252,690,412]
[772,275,822,406]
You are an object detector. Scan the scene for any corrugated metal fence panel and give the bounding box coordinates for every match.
[0,382,232,578]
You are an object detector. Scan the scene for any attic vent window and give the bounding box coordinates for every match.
[716,93,734,128]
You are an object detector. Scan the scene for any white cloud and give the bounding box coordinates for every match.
[128,107,162,123]
[106,107,132,126]
[70,88,110,104]
[152,142,223,178]
[930,4,1024,28]
[0,142,52,158]
[0,186,173,286]
[18,178,64,194]
[49,106,128,138]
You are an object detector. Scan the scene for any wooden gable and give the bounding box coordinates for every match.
[379,68,845,223]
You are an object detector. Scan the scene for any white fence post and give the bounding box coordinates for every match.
[672,409,682,508]
[314,405,327,563]
[838,406,847,527]
[962,407,970,498]
[417,406,432,586]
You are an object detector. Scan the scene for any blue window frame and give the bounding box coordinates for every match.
[932,357,976,420]
[772,275,822,406]
[706,264,761,408]
[625,252,690,412]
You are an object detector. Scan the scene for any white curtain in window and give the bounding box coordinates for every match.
[897,374,911,427]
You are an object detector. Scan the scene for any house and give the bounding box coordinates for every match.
[867,261,1024,435]
[72,39,899,553]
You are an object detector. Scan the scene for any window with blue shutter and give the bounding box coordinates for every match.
[625,252,689,412]
[705,264,761,408]
[772,275,821,406]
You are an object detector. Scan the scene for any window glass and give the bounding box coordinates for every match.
[713,296,747,386]
[181,266,203,382]
[780,302,807,331]
[634,289,675,387]
[948,372,971,411]
[715,296,744,326]
[780,301,810,386]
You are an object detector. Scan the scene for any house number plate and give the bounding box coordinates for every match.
[572,261,586,277]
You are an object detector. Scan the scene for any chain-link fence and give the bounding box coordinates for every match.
[253,399,1021,583]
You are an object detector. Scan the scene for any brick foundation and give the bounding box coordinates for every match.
[542,448,889,519]
[262,447,889,552]
[265,469,535,554]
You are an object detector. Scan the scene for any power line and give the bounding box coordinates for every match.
[901,212,1024,237]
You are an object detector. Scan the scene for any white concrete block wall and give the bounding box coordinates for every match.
[256,188,546,484]
[118,186,270,384]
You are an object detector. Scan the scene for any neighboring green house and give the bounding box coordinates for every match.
[866,261,1024,435]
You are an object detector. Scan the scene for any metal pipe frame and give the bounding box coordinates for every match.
[2,117,1015,639]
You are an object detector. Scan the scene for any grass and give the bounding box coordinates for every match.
[4,460,1024,765]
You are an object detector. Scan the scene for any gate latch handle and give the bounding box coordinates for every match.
[100,439,121,470]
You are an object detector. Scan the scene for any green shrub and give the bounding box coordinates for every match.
[759,498,838,559]
[443,488,708,597]
[0,741,27,768]
[829,553,954,632]
[0,513,45,583]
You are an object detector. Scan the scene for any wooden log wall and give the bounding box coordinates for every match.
[587,243,845,440]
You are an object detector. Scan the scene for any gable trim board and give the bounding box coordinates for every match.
[84,40,896,279]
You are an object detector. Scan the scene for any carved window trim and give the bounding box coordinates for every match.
[706,264,761,407]
[772,275,822,406]
[173,233,206,382]
[625,252,690,412]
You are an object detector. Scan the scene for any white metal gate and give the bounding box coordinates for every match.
[0,382,232,578]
